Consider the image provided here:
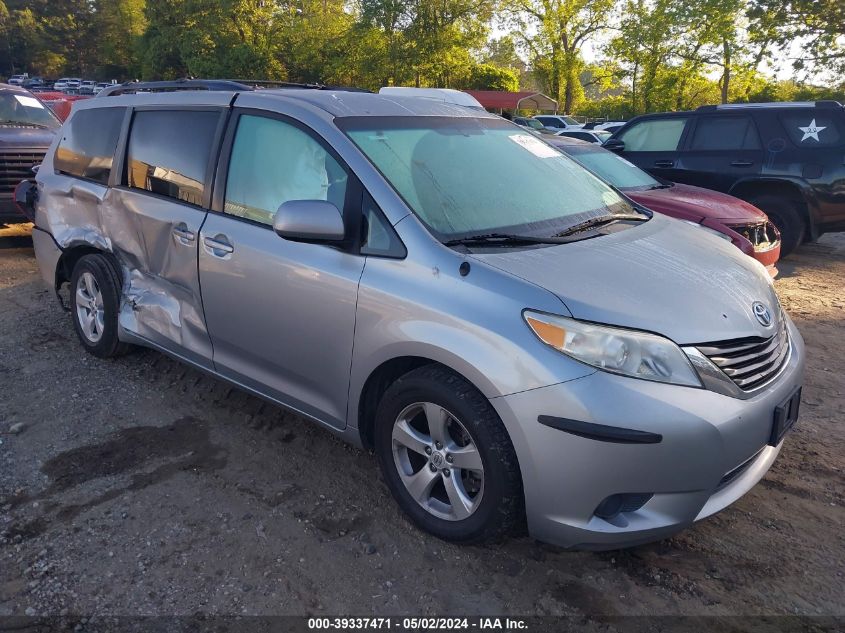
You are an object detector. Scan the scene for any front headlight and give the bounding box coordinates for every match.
[524,311,702,387]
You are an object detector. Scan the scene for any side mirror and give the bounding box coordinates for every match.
[603,138,625,153]
[273,200,345,243]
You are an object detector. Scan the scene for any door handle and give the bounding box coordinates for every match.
[653,160,674,168]
[203,235,234,257]
[730,160,754,167]
[172,224,196,245]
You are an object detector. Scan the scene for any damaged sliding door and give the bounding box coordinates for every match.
[112,107,227,367]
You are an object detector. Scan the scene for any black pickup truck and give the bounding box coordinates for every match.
[0,83,59,224]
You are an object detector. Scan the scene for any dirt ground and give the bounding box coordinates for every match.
[0,222,842,621]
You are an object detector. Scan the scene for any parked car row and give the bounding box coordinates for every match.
[15,81,808,551]
[6,74,115,95]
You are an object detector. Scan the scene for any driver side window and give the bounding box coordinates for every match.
[224,114,348,225]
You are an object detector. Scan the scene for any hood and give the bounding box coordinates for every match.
[627,182,767,224]
[0,126,56,148]
[472,214,780,345]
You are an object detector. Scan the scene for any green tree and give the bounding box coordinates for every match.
[749,0,845,76]
[93,0,146,80]
[460,63,519,90]
[508,0,615,113]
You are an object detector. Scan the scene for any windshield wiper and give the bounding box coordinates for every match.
[443,232,576,247]
[554,213,648,238]
[649,183,672,190]
[0,120,51,129]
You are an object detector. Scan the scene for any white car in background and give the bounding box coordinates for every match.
[532,114,582,130]
[594,121,627,134]
[53,78,75,91]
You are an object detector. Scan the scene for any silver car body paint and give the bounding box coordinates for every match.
[31,89,806,549]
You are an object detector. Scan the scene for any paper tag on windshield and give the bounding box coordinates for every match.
[509,134,560,158]
[14,95,44,109]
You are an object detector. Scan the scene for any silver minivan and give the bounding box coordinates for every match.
[25,86,805,549]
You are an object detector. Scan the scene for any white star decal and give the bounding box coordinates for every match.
[798,119,826,142]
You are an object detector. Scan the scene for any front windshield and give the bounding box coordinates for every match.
[562,116,579,126]
[595,130,612,141]
[0,92,60,129]
[564,146,660,190]
[339,116,637,239]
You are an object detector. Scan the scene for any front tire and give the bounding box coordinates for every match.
[374,365,523,543]
[750,195,805,257]
[70,254,129,358]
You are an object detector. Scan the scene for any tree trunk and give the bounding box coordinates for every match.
[721,39,731,104]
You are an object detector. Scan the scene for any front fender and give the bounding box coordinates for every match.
[346,252,594,431]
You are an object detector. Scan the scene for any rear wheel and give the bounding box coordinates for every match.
[374,365,523,543]
[70,254,129,358]
[749,194,805,257]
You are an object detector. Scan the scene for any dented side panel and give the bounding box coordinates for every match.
[110,187,212,365]
[33,108,216,368]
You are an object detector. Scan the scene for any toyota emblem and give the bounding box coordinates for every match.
[752,301,773,327]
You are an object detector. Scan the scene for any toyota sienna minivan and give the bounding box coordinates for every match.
[23,84,805,549]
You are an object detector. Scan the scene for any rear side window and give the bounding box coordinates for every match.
[618,118,687,151]
[126,109,220,206]
[779,111,843,147]
[690,116,760,150]
[54,108,125,184]
[224,114,348,225]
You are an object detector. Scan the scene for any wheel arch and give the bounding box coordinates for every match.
[54,244,123,309]
[729,178,817,238]
[355,354,500,450]
[56,244,121,288]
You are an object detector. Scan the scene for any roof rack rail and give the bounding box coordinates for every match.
[98,78,371,97]
[696,101,843,111]
[98,78,255,96]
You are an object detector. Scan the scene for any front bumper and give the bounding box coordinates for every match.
[490,315,805,549]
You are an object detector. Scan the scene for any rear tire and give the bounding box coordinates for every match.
[70,254,129,358]
[374,365,524,543]
[749,195,805,257]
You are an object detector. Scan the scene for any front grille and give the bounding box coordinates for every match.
[697,318,789,391]
[0,150,46,194]
[730,221,779,251]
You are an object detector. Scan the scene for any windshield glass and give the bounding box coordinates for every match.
[0,92,60,128]
[564,146,660,190]
[339,116,638,239]
[562,116,579,126]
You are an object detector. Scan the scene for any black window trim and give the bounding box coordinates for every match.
[210,107,406,259]
[683,113,763,152]
[116,104,228,211]
[52,105,128,187]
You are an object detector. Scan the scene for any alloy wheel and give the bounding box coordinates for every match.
[391,402,484,521]
[75,271,105,343]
